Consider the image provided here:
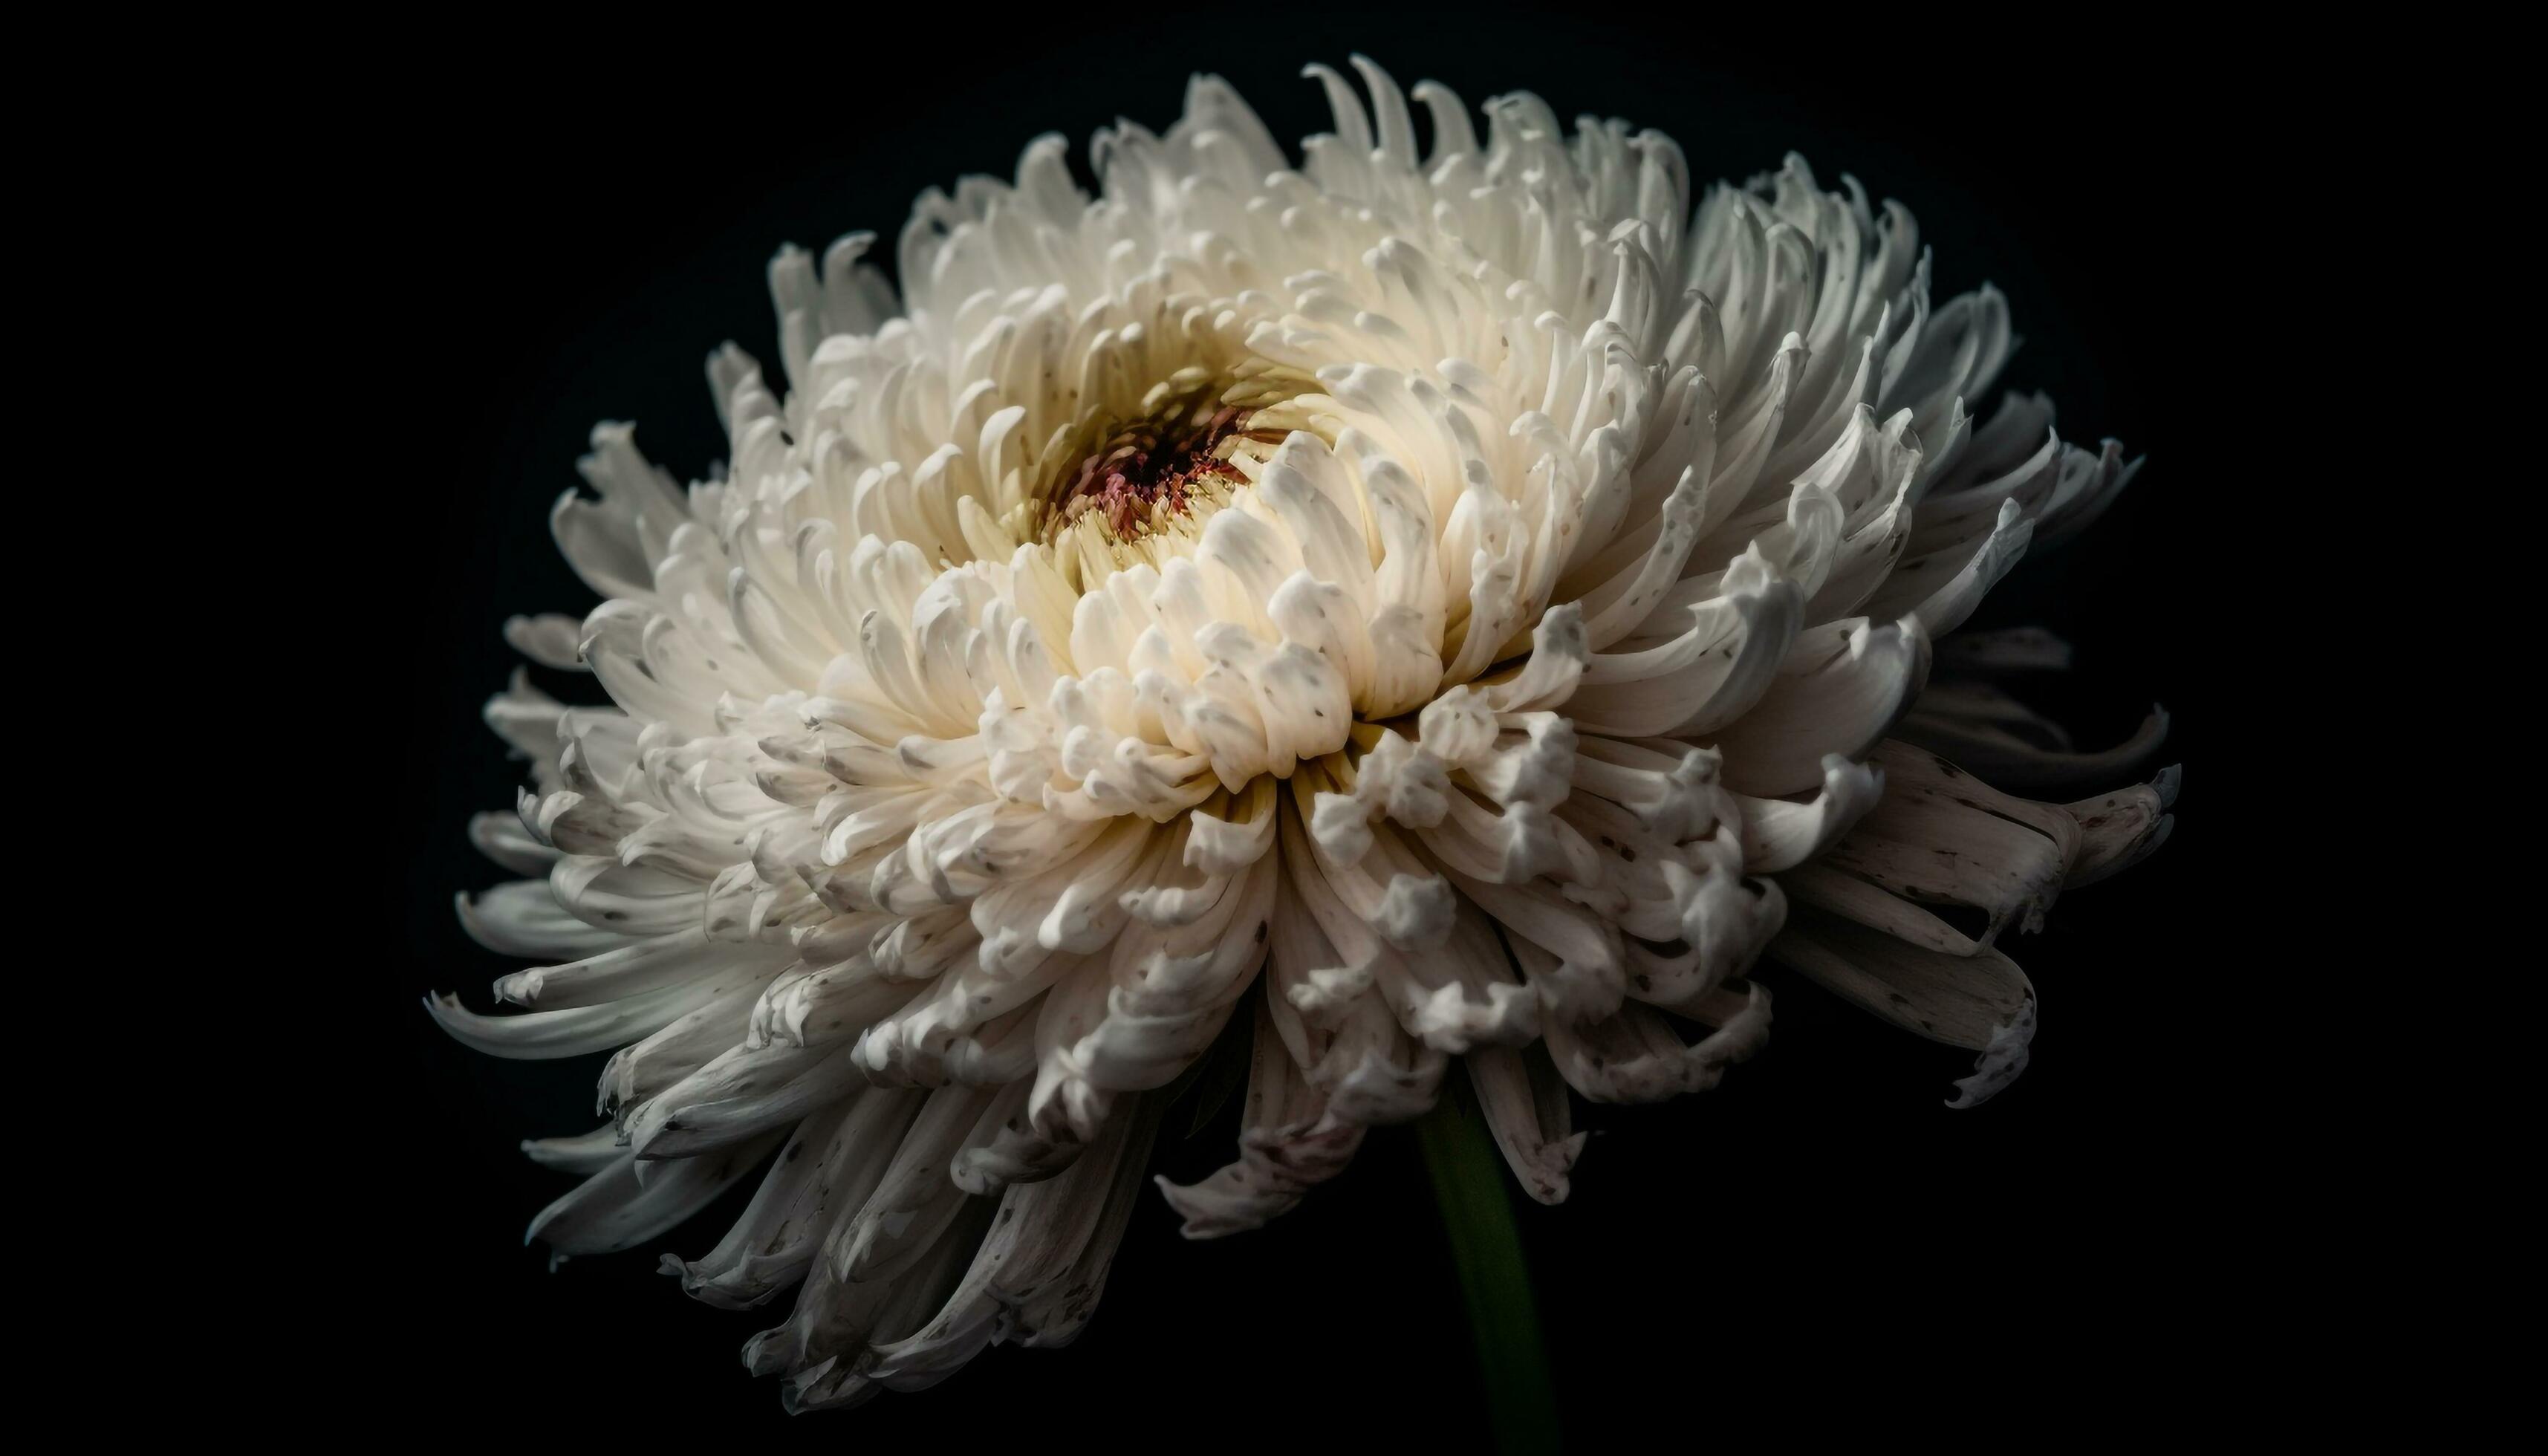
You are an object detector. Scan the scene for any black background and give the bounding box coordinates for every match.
[363,11,2249,1442]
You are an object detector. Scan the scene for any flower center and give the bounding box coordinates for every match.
[1047,403,1259,544]
[1034,377,1307,588]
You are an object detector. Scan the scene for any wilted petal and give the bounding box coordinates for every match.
[2061,766,2180,888]
[1795,739,2081,949]
[1770,907,2035,1053]
[1464,1045,1585,1205]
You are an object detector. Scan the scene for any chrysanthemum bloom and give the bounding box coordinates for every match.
[433,59,2174,1411]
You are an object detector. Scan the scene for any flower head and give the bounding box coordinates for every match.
[433,58,2173,1411]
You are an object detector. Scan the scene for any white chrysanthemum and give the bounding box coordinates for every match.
[433,59,2174,1411]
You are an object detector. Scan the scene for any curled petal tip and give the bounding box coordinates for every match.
[1945,996,2038,1109]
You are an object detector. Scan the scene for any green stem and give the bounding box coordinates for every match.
[1417,1091,1560,1455]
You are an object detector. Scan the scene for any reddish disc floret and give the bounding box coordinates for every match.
[1053,406,1253,538]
